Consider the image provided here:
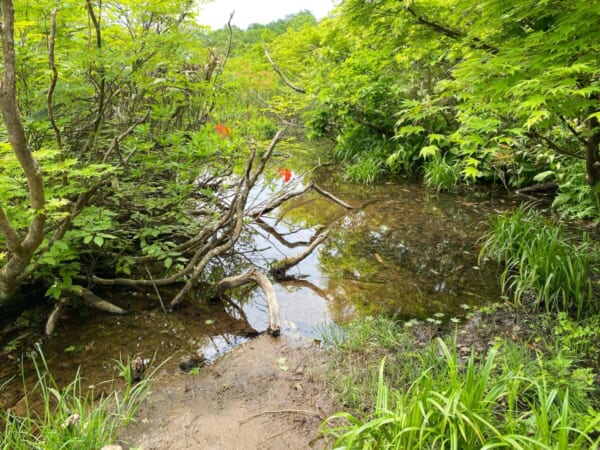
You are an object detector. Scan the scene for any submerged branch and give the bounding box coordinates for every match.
[312,184,354,210]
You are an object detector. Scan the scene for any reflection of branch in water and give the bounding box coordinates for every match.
[274,198,316,225]
[222,295,252,326]
[279,278,332,301]
[216,267,281,336]
[270,231,329,279]
[254,218,313,249]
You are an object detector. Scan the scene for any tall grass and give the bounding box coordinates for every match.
[479,206,597,318]
[324,338,600,449]
[1,346,154,449]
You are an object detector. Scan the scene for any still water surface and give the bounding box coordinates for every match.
[0,168,515,406]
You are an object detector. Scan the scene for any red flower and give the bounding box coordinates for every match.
[216,123,232,139]
[278,167,292,183]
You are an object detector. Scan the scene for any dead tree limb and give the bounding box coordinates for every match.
[168,129,287,307]
[216,267,280,336]
[66,287,127,314]
[248,181,354,219]
[262,41,306,94]
[248,182,313,218]
[269,231,329,279]
[515,182,558,196]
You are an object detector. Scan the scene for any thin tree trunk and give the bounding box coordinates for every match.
[0,0,46,303]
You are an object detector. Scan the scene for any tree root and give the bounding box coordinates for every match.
[216,267,280,336]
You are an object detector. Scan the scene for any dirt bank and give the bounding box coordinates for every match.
[120,334,338,449]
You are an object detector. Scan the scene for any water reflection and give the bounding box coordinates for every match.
[237,171,513,336]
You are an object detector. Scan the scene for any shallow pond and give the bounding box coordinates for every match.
[0,167,515,408]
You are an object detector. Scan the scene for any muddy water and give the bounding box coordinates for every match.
[0,168,514,408]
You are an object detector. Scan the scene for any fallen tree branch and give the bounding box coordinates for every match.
[45,300,64,336]
[169,129,287,307]
[66,287,127,314]
[216,267,280,336]
[248,182,313,218]
[515,182,558,196]
[269,231,329,279]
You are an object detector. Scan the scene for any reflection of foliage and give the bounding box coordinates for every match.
[317,189,500,320]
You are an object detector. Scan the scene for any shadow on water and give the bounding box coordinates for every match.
[0,165,516,409]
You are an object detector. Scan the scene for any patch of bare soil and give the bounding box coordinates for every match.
[119,335,338,450]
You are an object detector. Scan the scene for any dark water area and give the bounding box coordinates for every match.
[0,167,517,409]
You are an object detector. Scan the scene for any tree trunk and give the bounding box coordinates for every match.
[0,0,46,304]
[585,115,600,186]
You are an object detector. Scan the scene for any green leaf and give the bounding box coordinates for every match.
[93,235,105,247]
[533,171,555,182]
[419,145,439,159]
[462,165,481,180]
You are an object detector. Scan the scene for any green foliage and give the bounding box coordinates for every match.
[480,207,598,318]
[1,347,152,449]
[546,313,600,368]
[255,0,600,215]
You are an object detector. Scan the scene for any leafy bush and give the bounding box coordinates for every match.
[480,207,598,318]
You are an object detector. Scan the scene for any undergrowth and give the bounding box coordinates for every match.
[321,315,600,449]
[1,346,155,449]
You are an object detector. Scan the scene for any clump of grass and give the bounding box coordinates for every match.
[1,346,155,449]
[479,206,597,318]
[423,155,460,191]
[319,317,422,411]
